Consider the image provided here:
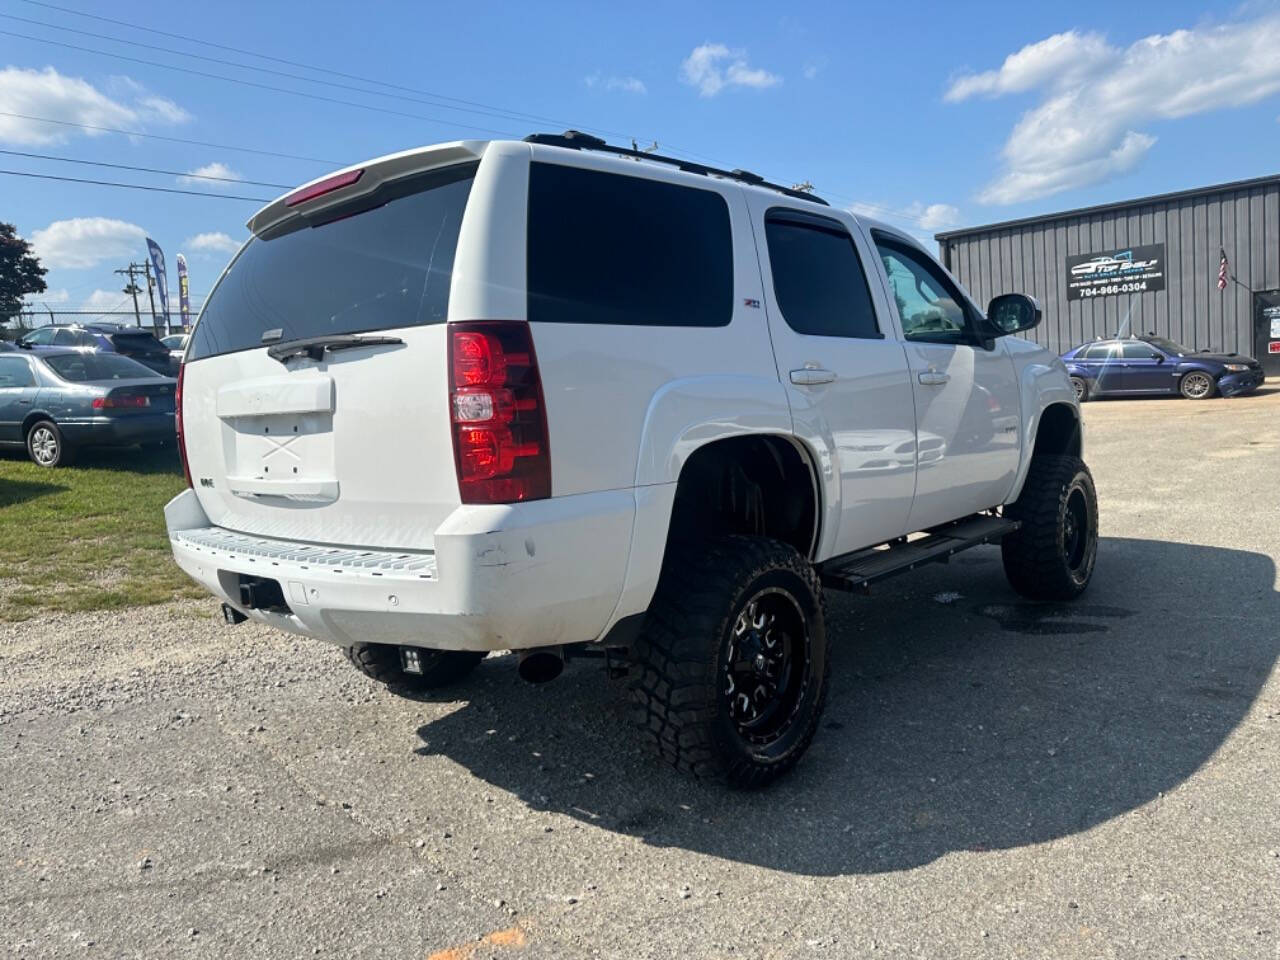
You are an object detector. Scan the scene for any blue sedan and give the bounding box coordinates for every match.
[0,347,176,467]
[1061,336,1265,401]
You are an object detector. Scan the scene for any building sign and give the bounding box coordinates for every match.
[1065,243,1166,300]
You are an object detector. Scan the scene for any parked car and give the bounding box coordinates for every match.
[0,347,175,467]
[161,333,189,368]
[166,131,1096,786]
[18,323,176,375]
[0,339,16,352]
[1062,336,1265,401]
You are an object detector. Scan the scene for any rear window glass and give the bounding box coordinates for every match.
[45,353,162,381]
[527,162,732,327]
[764,211,880,339]
[188,163,477,361]
[114,332,165,349]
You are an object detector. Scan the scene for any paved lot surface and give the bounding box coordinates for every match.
[4,388,1280,959]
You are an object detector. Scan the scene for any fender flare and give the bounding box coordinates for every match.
[1007,361,1079,503]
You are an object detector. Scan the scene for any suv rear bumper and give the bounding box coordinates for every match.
[165,487,634,652]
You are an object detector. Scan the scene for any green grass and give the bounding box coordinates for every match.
[0,446,204,621]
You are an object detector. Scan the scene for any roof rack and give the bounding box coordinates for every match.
[523,130,828,206]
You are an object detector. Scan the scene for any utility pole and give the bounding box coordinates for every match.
[114,264,145,326]
[142,259,159,333]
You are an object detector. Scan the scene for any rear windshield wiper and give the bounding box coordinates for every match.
[265,333,404,363]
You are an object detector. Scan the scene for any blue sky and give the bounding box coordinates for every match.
[4,0,1280,321]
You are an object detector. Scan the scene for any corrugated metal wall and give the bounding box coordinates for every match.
[939,179,1280,356]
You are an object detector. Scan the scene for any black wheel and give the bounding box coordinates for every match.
[630,536,829,787]
[26,420,73,468]
[1179,371,1215,400]
[344,643,484,691]
[1069,376,1090,402]
[1001,455,1098,601]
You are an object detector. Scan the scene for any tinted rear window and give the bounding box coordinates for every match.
[764,210,880,339]
[188,164,476,361]
[527,162,732,327]
[113,333,166,352]
[45,353,161,381]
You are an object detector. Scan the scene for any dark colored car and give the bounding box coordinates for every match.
[1061,336,1265,401]
[18,322,175,375]
[0,347,176,467]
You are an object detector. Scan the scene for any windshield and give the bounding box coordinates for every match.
[1143,337,1191,356]
[188,163,476,361]
[44,352,162,382]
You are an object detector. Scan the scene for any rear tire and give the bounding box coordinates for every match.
[26,420,73,468]
[1179,371,1215,399]
[344,643,484,691]
[1069,376,1090,402]
[1001,455,1098,601]
[630,536,829,787]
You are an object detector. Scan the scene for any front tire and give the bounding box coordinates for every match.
[630,536,829,787]
[1001,455,1098,601]
[344,643,484,692]
[1179,371,1215,399]
[26,420,73,468]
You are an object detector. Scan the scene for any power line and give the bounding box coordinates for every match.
[13,0,634,138]
[0,168,271,201]
[0,148,292,188]
[0,11,601,133]
[0,111,342,165]
[0,29,523,138]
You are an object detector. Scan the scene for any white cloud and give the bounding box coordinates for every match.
[30,217,147,270]
[680,44,781,97]
[81,289,126,312]
[0,66,189,145]
[947,17,1280,205]
[848,200,962,232]
[177,162,242,188]
[584,73,647,94]
[185,232,240,255]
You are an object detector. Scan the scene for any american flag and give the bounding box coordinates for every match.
[1218,250,1229,291]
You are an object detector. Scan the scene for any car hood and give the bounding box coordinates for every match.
[1182,353,1258,366]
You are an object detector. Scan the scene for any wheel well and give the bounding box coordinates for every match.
[1032,403,1081,460]
[665,435,818,559]
[21,412,52,439]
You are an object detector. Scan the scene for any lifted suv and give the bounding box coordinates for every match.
[167,132,1097,786]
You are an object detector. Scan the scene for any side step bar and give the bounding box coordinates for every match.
[819,514,1019,593]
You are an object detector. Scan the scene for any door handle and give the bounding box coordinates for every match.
[790,367,836,385]
[917,371,950,386]
[18,399,32,405]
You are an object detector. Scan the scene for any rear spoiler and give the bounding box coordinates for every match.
[246,140,488,237]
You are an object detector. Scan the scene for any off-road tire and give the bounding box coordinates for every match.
[26,420,73,468]
[630,536,830,788]
[343,643,484,691]
[1001,455,1098,601]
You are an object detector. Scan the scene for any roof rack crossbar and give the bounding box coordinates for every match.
[523,131,828,205]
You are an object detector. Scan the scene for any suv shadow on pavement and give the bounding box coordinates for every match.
[412,536,1279,876]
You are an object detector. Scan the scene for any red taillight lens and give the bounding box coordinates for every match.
[447,321,550,503]
[284,168,364,207]
[92,394,149,409]
[175,363,191,487]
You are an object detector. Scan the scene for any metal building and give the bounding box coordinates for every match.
[935,173,1280,375]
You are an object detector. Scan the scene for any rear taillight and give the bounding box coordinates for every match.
[92,395,150,409]
[448,321,550,503]
[175,363,191,487]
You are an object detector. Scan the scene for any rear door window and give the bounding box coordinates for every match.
[527,162,733,327]
[188,163,477,361]
[0,356,35,387]
[53,328,78,345]
[763,210,881,339]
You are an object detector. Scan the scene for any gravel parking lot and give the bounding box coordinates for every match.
[4,389,1279,959]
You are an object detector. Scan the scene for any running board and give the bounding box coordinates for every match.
[819,514,1019,593]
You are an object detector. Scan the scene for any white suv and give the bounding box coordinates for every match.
[167,131,1097,786]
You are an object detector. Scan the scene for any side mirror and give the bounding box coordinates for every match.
[986,293,1042,336]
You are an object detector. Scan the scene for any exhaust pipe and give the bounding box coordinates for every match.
[517,647,565,684]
